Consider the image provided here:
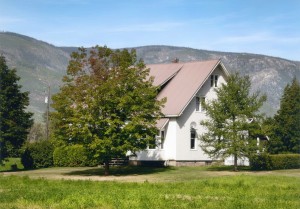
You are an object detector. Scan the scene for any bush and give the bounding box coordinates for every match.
[21,140,54,169]
[250,153,300,170]
[53,145,97,167]
[270,154,300,169]
[249,153,272,170]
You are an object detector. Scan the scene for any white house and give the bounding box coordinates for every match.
[129,59,230,166]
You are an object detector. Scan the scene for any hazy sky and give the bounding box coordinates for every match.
[1,0,299,61]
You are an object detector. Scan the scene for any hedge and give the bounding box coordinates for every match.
[53,145,97,167]
[250,153,300,170]
[21,140,54,169]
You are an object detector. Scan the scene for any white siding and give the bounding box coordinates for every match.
[134,65,227,162]
[134,118,177,161]
[175,66,227,161]
[163,118,177,160]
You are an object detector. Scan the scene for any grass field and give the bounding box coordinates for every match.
[1,161,299,209]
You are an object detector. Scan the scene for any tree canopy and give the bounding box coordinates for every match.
[200,73,266,171]
[51,46,165,175]
[0,55,33,163]
[268,78,300,154]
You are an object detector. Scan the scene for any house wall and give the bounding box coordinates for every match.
[163,118,177,160]
[132,65,227,164]
[175,66,227,162]
[133,118,177,162]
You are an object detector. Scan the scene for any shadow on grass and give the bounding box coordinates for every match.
[207,165,251,172]
[65,166,175,177]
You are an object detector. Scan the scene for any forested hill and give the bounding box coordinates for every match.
[0,32,69,121]
[1,32,299,121]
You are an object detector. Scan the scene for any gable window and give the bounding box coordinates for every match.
[190,128,196,149]
[196,97,206,112]
[211,75,219,87]
[160,131,165,149]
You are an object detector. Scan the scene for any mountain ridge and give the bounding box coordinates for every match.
[1,32,299,121]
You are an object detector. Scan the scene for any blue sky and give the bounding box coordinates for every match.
[0,0,299,61]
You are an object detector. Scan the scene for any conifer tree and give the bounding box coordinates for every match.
[200,73,266,171]
[51,46,165,175]
[269,78,300,153]
[0,55,33,163]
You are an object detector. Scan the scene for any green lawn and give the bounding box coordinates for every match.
[0,164,299,209]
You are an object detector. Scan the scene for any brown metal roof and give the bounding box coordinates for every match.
[147,63,183,86]
[148,60,223,117]
[155,118,169,130]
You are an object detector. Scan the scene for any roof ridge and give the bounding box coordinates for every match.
[147,59,220,66]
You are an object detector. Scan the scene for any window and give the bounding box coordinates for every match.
[148,135,156,149]
[196,97,206,112]
[190,128,196,149]
[148,140,156,149]
[160,131,165,149]
[211,75,218,87]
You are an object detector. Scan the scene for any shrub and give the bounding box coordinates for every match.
[270,154,300,169]
[250,153,300,170]
[53,145,97,167]
[249,153,272,170]
[21,140,54,169]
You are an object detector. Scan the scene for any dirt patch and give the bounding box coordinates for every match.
[1,167,299,182]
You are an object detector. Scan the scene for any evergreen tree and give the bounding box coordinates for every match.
[200,73,266,171]
[0,55,33,162]
[51,46,165,175]
[269,78,300,153]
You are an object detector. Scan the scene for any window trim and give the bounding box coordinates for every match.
[196,96,206,112]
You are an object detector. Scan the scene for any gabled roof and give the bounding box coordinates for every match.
[155,118,169,130]
[147,63,183,86]
[147,59,229,117]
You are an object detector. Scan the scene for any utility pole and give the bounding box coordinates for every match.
[45,85,50,140]
[39,77,51,140]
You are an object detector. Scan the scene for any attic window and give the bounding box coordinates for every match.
[211,75,218,87]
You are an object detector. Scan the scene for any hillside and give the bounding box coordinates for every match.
[1,32,299,121]
[0,32,69,121]
[133,46,300,115]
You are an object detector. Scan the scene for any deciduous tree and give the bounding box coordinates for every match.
[0,55,33,163]
[51,46,165,175]
[200,73,266,171]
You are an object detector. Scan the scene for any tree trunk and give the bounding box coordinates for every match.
[104,160,110,176]
[233,154,238,171]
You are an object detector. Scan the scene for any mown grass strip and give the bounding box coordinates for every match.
[0,174,299,209]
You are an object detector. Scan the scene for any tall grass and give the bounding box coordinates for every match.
[0,174,299,209]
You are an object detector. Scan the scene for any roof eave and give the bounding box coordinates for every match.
[164,114,179,118]
[158,67,182,87]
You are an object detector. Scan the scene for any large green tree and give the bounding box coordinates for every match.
[200,73,266,171]
[0,55,33,163]
[268,78,300,153]
[51,46,165,175]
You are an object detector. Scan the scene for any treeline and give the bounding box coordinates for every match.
[1,47,299,173]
